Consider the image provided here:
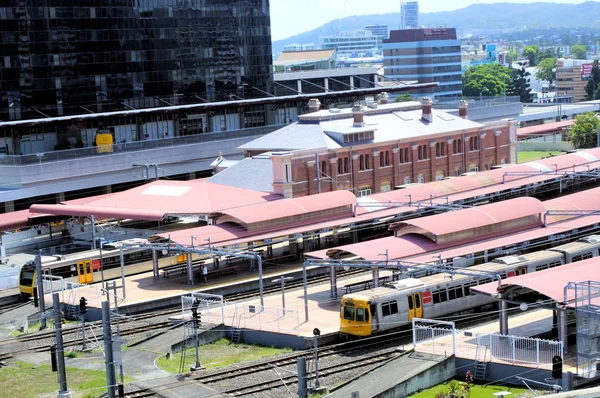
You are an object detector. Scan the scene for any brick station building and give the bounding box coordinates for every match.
[210,95,517,198]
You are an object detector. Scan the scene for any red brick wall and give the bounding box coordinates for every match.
[288,126,512,197]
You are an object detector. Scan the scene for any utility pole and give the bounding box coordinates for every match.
[105,281,124,388]
[315,153,322,194]
[102,301,117,398]
[36,252,47,330]
[52,293,71,397]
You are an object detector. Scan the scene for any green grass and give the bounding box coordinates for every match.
[517,150,564,164]
[0,360,133,398]
[156,338,293,373]
[410,379,536,398]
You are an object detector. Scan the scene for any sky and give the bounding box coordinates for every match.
[270,0,586,41]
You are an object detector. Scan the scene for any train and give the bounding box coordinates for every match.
[339,234,600,337]
[18,238,193,298]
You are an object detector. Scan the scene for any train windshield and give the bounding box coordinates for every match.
[356,308,365,322]
[343,305,355,321]
[21,269,34,285]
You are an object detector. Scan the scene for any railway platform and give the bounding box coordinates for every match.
[59,263,393,348]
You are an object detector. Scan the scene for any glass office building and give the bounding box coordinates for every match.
[0,0,273,120]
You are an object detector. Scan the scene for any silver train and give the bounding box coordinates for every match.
[339,235,600,336]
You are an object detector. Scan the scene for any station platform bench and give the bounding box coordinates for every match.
[161,261,205,278]
[344,275,392,294]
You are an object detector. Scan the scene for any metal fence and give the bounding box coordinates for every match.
[413,325,456,355]
[0,124,283,165]
[230,302,300,335]
[477,333,563,366]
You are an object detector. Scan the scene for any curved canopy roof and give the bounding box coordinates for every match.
[472,258,600,308]
[390,197,545,245]
[214,190,356,232]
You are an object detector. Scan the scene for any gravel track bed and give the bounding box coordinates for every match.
[207,344,403,394]
[0,312,176,355]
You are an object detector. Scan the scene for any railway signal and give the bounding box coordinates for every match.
[79,297,87,314]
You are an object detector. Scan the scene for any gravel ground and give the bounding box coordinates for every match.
[204,344,404,396]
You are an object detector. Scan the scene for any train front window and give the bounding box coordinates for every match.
[21,270,34,284]
[343,306,355,321]
[356,308,365,322]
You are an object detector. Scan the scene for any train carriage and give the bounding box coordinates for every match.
[339,238,587,337]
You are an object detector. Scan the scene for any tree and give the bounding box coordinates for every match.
[393,93,414,103]
[539,47,557,62]
[522,45,540,66]
[569,112,600,148]
[571,44,587,60]
[462,63,512,98]
[536,57,557,84]
[505,50,518,66]
[508,64,532,102]
[584,60,600,100]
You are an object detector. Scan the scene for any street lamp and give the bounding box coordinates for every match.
[480,88,490,101]
[271,276,294,314]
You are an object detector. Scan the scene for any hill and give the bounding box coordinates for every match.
[272,2,600,54]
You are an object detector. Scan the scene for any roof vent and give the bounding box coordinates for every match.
[329,108,342,114]
[421,97,433,123]
[391,278,424,291]
[352,104,365,127]
[492,255,528,265]
[579,235,600,244]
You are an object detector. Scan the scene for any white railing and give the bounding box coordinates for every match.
[477,333,563,365]
[231,303,300,335]
[412,318,457,356]
[181,292,225,325]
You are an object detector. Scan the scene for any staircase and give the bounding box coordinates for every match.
[474,361,488,380]
[231,314,242,344]
[474,344,489,381]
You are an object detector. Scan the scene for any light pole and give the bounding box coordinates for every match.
[480,88,490,101]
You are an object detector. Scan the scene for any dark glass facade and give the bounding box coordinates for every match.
[0,0,273,120]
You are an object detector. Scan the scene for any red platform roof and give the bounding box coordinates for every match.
[29,180,281,221]
[390,197,545,244]
[517,120,574,138]
[472,257,600,308]
[308,187,600,260]
[215,190,356,227]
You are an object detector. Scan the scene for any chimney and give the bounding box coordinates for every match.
[379,92,389,105]
[458,99,469,119]
[421,97,433,123]
[308,98,321,113]
[352,105,365,127]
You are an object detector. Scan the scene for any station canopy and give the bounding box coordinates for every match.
[28,179,281,221]
[472,257,600,308]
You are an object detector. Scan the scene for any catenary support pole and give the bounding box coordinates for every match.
[258,255,264,307]
[500,296,509,335]
[102,301,117,398]
[329,266,337,298]
[152,249,159,280]
[53,293,70,396]
[303,261,309,322]
[90,215,96,250]
[297,357,308,398]
[36,252,47,330]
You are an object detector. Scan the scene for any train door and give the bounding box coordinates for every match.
[77,260,93,284]
[407,293,423,321]
[370,304,378,332]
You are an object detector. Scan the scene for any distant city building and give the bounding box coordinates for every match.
[401,1,420,29]
[383,28,462,98]
[273,50,337,73]
[555,58,594,102]
[365,25,390,39]
[283,43,316,52]
[462,43,500,71]
[0,0,273,121]
[320,30,383,59]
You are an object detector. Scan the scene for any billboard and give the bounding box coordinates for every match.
[582,63,593,79]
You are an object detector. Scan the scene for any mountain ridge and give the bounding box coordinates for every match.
[272,2,600,54]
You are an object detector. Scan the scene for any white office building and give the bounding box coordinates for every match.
[320,30,382,59]
[401,1,419,29]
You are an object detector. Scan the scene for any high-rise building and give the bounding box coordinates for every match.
[0,0,273,121]
[384,28,462,98]
[365,25,390,40]
[401,1,420,29]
